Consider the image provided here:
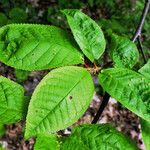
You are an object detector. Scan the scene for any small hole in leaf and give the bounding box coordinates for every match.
[69,96,73,100]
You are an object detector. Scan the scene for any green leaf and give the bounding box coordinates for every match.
[25,66,94,138]
[139,59,150,80]
[140,119,150,150]
[9,8,27,23]
[15,69,30,83]
[0,124,5,137]
[34,134,60,150]
[61,124,138,150]
[98,68,150,122]
[62,9,106,62]
[110,34,139,68]
[0,24,83,71]
[0,76,24,124]
[0,13,7,27]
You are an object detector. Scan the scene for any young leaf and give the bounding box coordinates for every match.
[98,68,150,122]
[62,9,106,62]
[0,24,83,71]
[140,119,150,150]
[34,134,60,150]
[25,66,94,139]
[61,124,138,150]
[0,76,24,124]
[110,34,139,68]
[139,59,150,80]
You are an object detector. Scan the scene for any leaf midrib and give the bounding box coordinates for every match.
[32,72,89,133]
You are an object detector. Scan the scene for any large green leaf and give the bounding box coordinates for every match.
[25,66,94,138]
[0,76,24,124]
[62,9,106,62]
[110,34,139,68]
[98,68,150,122]
[139,59,150,80]
[0,24,83,71]
[61,124,138,150]
[140,119,150,150]
[34,134,60,150]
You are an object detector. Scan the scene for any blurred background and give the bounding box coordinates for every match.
[0,0,149,149]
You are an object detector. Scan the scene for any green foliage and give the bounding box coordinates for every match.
[62,9,106,62]
[140,119,150,150]
[110,34,139,68]
[0,24,83,71]
[25,66,94,138]
[9,8,27,23]
[99,68,150,122]
[0,1,149,148]
[34,134,60,150]
[15,69,30,83]
[0,124,5,137]
[0,145,4,150]
[0,76,24,124]
[0,13,8,27]
[61,124,138,150]
[139,59,150,79]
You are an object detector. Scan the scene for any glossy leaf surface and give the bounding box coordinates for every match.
[25,66,94,138]
[99,68,150,122]
[0,76,24,124]
[110,34,139,68]
[62,124,137,150]
[62,9,106,62]
[0,24,83,71]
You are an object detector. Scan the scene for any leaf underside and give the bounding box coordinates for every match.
[62,9,106,62]
[110,34,139,68]
[25,66,94,138]
[0,24,83,71]
[99,68,150,122]
[0,76,24,124]
[61,124,138,150]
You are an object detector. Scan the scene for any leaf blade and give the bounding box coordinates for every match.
[98,68,150,122]
[0,76,24,124]
[140,119,150,150]
[61,124,138,150]
[25,66,94,138]
[139,59,150,80]
[110,34,139,68]
[62,9,106,62]
[34,134,60,150]
[0,24,83,71]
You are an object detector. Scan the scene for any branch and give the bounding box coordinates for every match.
[91,0,150,124]
[132,0,150,42]
[92,93,110,124]
[137,36,147,64]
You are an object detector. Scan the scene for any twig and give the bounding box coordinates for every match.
[132,0,150,42]
[137,36,147,64]
[91,0,150,124]
[92,93,110,124]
